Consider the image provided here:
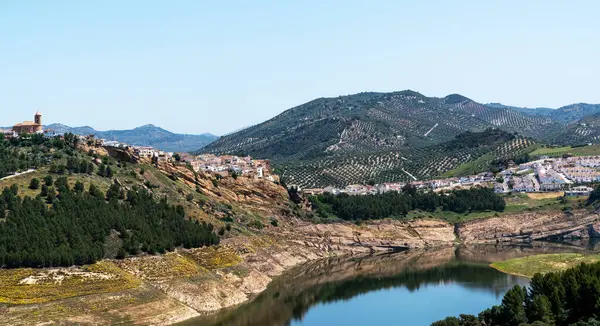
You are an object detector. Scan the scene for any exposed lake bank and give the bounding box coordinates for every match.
[179,242,600,326]
[2,210,600,325]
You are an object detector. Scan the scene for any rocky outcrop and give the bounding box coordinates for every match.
[103,146,138,163]
[588,221,600,238]
[457,210,600,243]
[279,219,456,254]
[158,163,290,217]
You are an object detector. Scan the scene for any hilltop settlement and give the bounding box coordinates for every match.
[2,112,275,183]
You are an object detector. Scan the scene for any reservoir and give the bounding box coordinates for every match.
[181,243,595,326]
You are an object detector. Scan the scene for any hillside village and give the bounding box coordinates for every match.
[89,137,276,181]
[301,155,600,198]
[2,112,276,183]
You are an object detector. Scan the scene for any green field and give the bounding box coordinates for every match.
[407,194,581,224]
[530,144,600,158]
[491,253,600,277]
[404,193,579,224]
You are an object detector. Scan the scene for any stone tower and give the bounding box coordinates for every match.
[34,110,42,125]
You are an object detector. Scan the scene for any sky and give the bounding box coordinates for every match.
[1,1,599,135]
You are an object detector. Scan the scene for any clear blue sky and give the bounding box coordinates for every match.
[2,1,599,135]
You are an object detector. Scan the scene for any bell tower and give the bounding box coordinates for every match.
[34,110,42,125]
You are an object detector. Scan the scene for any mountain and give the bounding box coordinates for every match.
[201,91,558,161]
[278,129,536,188]
[200,90,556,187]
[487,103,600,124]
[486,103,555,118]
[549,112,600,145]
[45,123,218,152]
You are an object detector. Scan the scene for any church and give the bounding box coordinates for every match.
[12,111,43,134]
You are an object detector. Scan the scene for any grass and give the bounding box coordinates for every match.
[530,146,574,156]
[114,252,208,280]
[187,246,242,270]
[405,193,574,224]
[0,168,50,198]
[491,253,600,278]
[526,192,564,200]
[0,261,141,304]
[530,144,600,158]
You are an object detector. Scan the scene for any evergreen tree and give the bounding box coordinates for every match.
[74,181,85,193]
[29,178,40,190]
[43,175,53,186]
[98,164,106,177]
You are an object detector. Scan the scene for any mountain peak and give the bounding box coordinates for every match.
[444,94,471,104]
[137,124,158,129]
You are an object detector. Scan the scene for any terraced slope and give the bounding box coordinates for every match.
[547,112,600,145]
[279,129,537,188]
[488,103,600,124]
[201,91,558,162]
[200,91,558,187]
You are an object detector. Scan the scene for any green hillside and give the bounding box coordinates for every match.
[279,129,537,187]
[200,91,562,187]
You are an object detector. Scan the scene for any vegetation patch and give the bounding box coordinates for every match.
[187,246,242,270]
[310,186,505,221]
[491,253,600,277]
[435,259,600,325]
[114,253,207,280]
[526,192,563,200]
[530,144,600,158]
[0,261,141,304]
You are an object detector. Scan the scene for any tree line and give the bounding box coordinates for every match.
[432,262,600,326]
[309,185,505,220]
[0,180,219,268]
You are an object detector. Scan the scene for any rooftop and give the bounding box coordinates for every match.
[14,121,41,127]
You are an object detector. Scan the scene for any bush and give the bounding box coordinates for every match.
[29,178,40,190]
[186,193,194,202]
[43,175,53,186]
[247,219,264,229]
[270,218,279,227]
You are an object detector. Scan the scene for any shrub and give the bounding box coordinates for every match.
[29,178,40,190]
[247,219,264,229]
[43,175,54,186]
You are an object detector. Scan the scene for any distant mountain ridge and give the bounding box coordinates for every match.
[45,123,218,152]
[486,102,600,124]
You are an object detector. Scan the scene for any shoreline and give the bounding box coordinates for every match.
[2,210,600,325]
[488,263,532,279]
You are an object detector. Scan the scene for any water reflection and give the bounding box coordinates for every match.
[179,242,597,326]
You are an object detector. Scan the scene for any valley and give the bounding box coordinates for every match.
[4,94,600,325]
[3,129,600,325]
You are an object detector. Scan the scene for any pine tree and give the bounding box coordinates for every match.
[29,178,40,190]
